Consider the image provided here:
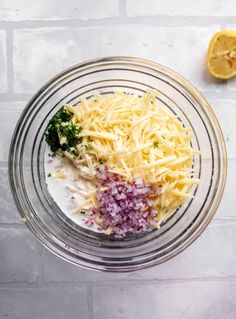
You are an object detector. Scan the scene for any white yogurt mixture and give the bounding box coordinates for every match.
[44,146,101,232]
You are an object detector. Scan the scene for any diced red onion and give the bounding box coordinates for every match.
[92,166,161,237]
[85,219,94,227]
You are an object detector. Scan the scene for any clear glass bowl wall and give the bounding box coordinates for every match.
[9,57,227,271]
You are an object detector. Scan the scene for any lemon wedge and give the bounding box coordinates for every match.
[206,30,236,79]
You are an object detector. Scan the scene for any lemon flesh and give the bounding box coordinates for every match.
[206,30,236,80]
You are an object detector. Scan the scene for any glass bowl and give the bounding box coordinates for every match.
[9,56,227,272]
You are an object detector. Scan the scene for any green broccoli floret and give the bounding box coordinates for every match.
[45,107,82,154]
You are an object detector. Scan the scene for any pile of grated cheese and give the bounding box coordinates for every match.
[65,91,199,222]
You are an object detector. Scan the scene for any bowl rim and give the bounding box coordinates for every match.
[8,56,228,271]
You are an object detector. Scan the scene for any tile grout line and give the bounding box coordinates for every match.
[0,223,26,228]
[41,249,45,284]
[37,245,45,286]
[6,28,14,94]
[1,276,236,289]
[87,286,94,319]
[119,0,127,17]
[0,15,234,29]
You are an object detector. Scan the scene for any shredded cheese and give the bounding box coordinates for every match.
[64,91,199,219]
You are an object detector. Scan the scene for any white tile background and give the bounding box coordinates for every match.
[0,0,236,318]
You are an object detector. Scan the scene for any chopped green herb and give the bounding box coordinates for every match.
[88,136,94,142]
[45,106,83,154]
[162,135,166,140]
[80,211,85,215]
[47,173,52,177]
[45,107,73,153]
[58,124,83,151]
[77,127,83,134]
[153,142,159,148]
[98,157,106,164]
[84,144,93,151]
[48,153,56,158]
[77,137,83,144]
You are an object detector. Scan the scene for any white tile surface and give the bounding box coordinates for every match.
[0,30,7,93]
[14,25,221,93]
[126,0,236,17]
[42,222,236,281]
[215,160,236,219]
[0,287,89,319]
[0,103,25,160]
[93,281,236,319]
[226,77,236,91]
[42,248,141,282]
[0,228,41,283]
[0,1,235,318]
[0,0,119,21]
[207,99,236,159]
[0,167,21,223]
[138,222,236,279]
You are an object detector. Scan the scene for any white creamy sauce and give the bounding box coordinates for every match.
[44,146,101,232]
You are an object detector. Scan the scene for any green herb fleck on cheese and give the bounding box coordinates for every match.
[153,142,159,148]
